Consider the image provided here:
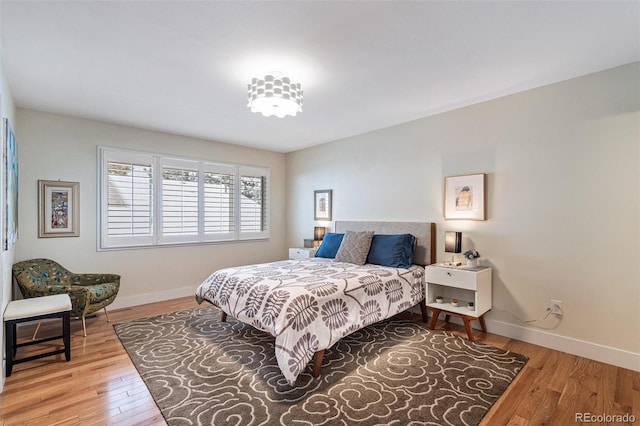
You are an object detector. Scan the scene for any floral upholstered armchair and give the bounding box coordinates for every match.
[12,258,120,336]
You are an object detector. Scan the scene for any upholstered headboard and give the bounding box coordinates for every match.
[334,221,436,266]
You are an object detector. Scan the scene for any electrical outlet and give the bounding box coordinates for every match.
[548,299,563,316]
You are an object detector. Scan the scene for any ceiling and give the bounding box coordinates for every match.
[1,1,639,153]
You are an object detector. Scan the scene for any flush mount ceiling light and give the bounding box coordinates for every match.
[247,73,303,118]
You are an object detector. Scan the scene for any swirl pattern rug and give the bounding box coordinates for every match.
[114,305,527,426]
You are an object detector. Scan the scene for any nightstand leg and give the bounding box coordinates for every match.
[479,315,487,333]
[428,308,441,330]
[463,317,475,342]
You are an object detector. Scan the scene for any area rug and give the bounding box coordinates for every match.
[114,305,527,426]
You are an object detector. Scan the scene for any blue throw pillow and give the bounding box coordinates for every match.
[315,233,344,258]
[366,234,416,268]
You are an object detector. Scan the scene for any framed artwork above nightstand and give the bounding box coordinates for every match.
[444,173,486,221]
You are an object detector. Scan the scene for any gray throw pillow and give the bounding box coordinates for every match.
[335,230,374,265]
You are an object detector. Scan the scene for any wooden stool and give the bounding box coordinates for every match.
[4,294,72,377]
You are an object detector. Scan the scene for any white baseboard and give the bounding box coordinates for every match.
[109,286,196,311]
[417,307,640,372]
[485,318,640,372]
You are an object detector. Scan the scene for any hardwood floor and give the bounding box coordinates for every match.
[0,296,637,425]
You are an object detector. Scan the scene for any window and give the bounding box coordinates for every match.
[160,158,199,243]
[203,164,235,238]
[240,167,268,237]
[99,147,269,249]
[102,150,154,248]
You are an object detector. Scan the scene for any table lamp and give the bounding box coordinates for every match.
[313,227,326,248]
[444,231,462,266]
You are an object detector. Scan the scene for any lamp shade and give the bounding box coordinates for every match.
[247,74,303,118]
[444,231,462,253]
[314,227,326,241]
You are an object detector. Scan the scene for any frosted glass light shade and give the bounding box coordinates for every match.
[247,74,303,118]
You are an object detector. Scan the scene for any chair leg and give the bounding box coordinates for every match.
[32,320,42,340]
[82,315,87,337]
[103,307,110,322]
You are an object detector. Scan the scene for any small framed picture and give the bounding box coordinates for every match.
[314,189,332,221]
[444,173,486,220]
[38,180,80,237]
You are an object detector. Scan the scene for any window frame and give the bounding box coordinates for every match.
[98,147,270,250]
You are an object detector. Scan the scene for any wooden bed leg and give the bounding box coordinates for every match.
[419,300,429,323]
[312,350,325,378]
[220,312,227,322]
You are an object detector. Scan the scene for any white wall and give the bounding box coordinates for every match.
[286,63,640,369]
[15,110,287,308]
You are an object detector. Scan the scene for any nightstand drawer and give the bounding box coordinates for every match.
[289,248,317,260]
[425,267,478,291]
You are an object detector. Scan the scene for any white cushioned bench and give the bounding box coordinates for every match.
[4,294,72,376]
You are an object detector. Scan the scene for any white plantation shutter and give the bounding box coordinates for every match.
[203,163,235,240]
[99,147,270,249]
[239,166,269,239]
[101,149,154,248]
[160,159,199,243]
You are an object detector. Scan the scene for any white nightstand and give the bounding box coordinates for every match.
[288,247,317,260]
[424,264,492,341]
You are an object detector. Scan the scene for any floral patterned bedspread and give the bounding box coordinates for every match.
[194,258,425,385]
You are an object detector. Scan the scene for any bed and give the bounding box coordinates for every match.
[195,221,436,385]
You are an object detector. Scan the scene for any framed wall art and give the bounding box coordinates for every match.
[444,173,486,221]
[314,189,332,221]
[38,180,80,237]
[3,118,18,249]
